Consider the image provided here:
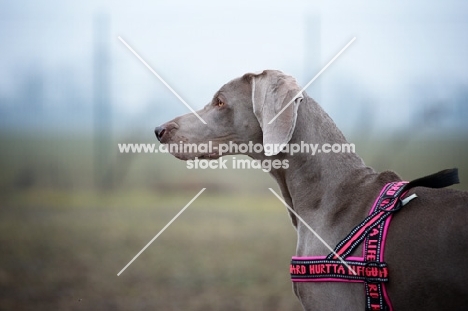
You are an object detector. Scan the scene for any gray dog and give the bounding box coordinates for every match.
[155,70,468,311]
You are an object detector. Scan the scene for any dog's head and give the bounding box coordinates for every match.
[155,70,304,160]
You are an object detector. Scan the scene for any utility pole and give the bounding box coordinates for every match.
[93,13,112,190]
[305,15,321,103]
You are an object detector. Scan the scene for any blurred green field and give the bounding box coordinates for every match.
[0,191,300,311]
[0,132,467,310]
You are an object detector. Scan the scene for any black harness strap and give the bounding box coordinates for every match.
[403,168,459,191]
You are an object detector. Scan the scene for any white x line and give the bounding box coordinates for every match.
[117,188,206,276]
[268,188,357,275]
[118,36,207,125]
[268,37,356,125]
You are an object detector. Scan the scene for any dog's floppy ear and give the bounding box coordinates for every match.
[248,70,303,156]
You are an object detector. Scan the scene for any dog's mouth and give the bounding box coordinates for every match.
[198,152,221,160]
[172,151,221,161]
[160,140,223,161]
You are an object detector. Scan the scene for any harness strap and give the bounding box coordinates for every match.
[363,216,391,311]
[327,181,408,261]
[290,258,388,283]
[403,168,459,191]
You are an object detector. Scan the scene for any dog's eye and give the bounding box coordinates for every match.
[216,98,225,107]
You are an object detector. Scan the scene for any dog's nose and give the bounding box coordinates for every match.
[154,126,166,142]
[155,122,179,142]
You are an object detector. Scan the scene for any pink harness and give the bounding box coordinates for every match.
[290,169,460,311]
[291,182,406,310]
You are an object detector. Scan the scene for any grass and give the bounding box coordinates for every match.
[0,190,301,311]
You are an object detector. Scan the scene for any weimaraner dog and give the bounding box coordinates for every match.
[154,70,468,310]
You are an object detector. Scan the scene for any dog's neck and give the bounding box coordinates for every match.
[251,96,396,255]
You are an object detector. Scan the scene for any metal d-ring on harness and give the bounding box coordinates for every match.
[290,169,460,311]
